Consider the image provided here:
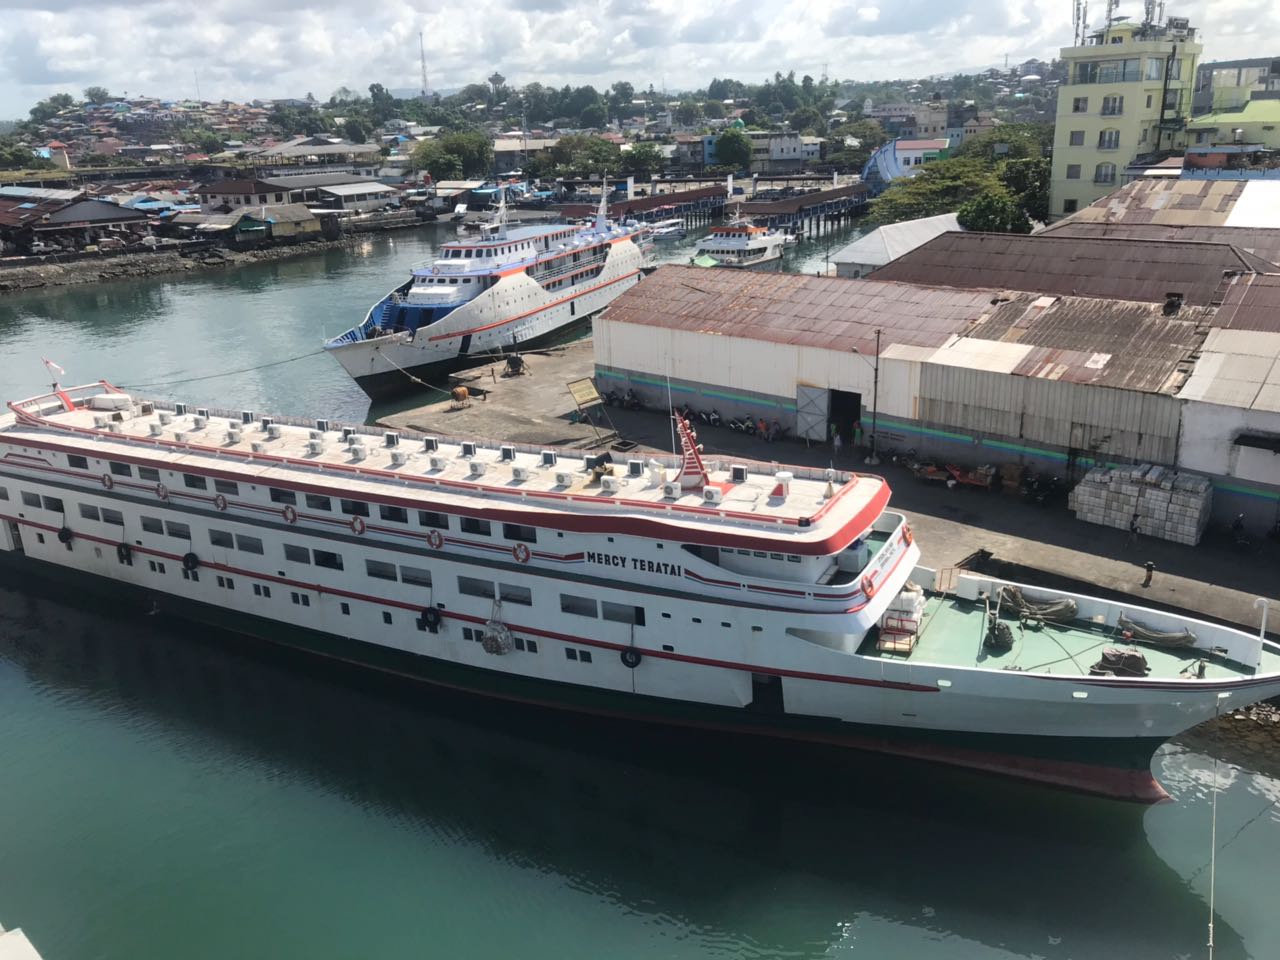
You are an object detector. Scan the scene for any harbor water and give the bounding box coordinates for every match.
[2,225,1279,959]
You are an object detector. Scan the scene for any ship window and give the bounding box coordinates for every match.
[602,602,645,625]
[141,515,163,534]
[459,576,495,598]
[313,549,344,570]
[514,636,525,651]
[214,479,239,495]
[110,462,133,477]
[306,494,330,510]
[502,523,537,543]
[184,568,200,582]
[366,559,398,581]
[460,517,491,536]
[527,639,538,653]
[382,611,393,625]
[184,474,208,490]
[400,565,432,587]
[787,555,801,562]
[42,496,64,513]
[138,467,160,482]
[79,503,100,521]
[0,487,7,500]
[340,602,350,615]
[418,511,449,529]
[165,520,191,539]
[236,534,264,555]
[68,455,89,469]
[284,543,310,563]
[580,650,592,663]
[210,529,233,547]
[340,499,369,517]
[500,583,532,606]
[560,594,597,618]
[566,648,578,661]
[102,508,123,526]
[269,488,296,504]
[380,505,409,523]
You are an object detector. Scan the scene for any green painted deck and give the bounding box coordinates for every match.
[864,594,1274,680]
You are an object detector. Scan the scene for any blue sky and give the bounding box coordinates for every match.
[0,0,1272,118]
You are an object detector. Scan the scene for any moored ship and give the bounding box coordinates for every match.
[325,192,651,401]
[690,220,788,269]
[5,379,1279,802]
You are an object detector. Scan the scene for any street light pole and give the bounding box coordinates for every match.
[865,327,881,466]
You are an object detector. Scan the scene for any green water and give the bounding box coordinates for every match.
[3,225,1279,959]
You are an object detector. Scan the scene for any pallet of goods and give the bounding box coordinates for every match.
[1067,464,1213,545]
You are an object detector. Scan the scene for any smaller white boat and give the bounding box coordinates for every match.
[649,218,687,241]
[691,221,787,270]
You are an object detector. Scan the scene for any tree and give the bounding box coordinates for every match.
[524,134,621,178]
[188,128,225,154]
[957,189,1032,233]
[675,100,702,127]
[83,86,112,105]
[0,138,53,170]
[998,156,1051,224]
[342,117,371,144]
[579,102,608,128]
[28,93,75,123]
[869,156,1000,225]
[608,81,635,119]
[329,86,359,105]
[715,128,752,170]
[787,105,825,135]
[621,142,665,179]
[368,83,397,123]
[439,131,493,176]
[702,100,725,120]
[411,140,463,180]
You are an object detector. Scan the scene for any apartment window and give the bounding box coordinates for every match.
[313,549,343,570]
[460,517,491,536]
[42,496,64,513]
[1146,58,1164,80]
[305,494,331,510]
[165,520,191,540]
[1098,129,1120,150]
[269,488,297,505]
[109,462,133,477]
[1147,94,1154,108]
[0,487,7,501]
[138,467,161,482]
[21,491,40,508]
[141,515,163,534]
[1063,199,1079,214]
[79,503,101,521]
[1071,96,1088,113]
[1101,95,1124,116]
[101,508,123,526]
[560,594,598,618]
[1068,130,1085,146]
[379,505,409,524]
[214,479,239,495]
[1094,162,1117,184]
[1140,127,1149,144]
[284,543,310,563]
[339,499,369,517]
[183,474,208,490]
[417,511,449,529]
[400,565,432,587]
[602,601,646,626]
[235,534,264,555]
[458,576,495,599]
[502,523,537,543]
[68,455,89,469]
[499,583,533,606]
[366,559,398,581]
[1075,58,1139,84]
[210,529,233,548]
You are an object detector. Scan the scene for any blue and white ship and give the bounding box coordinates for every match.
[325,192,652,401]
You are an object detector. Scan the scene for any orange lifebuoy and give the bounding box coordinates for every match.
[512,543,531,564]
[902,523,914,546]
[862,574,876,598]
[351,516,366,535]
[426,529,443,549]
[214,494,228,511]
[282,504,297,524]
[101,473,114,490]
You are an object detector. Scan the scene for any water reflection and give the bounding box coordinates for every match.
[0,573,1244,960]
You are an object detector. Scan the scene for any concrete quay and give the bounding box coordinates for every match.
[377,339,1280,639]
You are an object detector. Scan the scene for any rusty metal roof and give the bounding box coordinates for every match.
[0,196,68,229]
[605,266,1207,394]
[1042,178,1280,229]
[1212,274,1280,333]
[737,184,869,217]
[866,231,1271,306]
[1040,222,1280,269]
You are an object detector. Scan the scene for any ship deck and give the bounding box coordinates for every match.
[865,594,1277,680]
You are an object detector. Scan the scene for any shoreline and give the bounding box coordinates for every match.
[0,236,369,293]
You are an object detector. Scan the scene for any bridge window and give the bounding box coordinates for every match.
[313,549,343,571]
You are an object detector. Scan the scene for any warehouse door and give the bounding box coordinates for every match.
[795,384,829,442]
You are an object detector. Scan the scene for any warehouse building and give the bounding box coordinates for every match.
[594,265,1280,531]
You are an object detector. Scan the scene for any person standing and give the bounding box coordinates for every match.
[833,430,844,457]
[852,420,864,451]
[1128,513,1140,549]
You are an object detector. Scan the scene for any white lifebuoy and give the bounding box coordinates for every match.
[426,529,443,549]
[214,494,228,511]
[101,473,114,490]
[512,543,531,564]
[283,505,297,524]
[431,266,440,275]
[351,515,366,535]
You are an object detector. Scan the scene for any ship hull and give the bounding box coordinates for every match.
[0,548,1171,803]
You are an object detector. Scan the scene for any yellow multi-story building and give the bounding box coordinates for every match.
[1049,17,1202,218]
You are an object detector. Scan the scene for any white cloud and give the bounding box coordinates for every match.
[0,0,1276,117]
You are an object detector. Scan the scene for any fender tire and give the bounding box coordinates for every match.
[620,647,642,669]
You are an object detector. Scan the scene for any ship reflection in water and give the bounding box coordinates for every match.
[0,575,1250,960]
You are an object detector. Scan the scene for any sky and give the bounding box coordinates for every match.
[0,0,1276,119]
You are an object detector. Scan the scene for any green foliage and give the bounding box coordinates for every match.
[367,83,397,124]
[702,100,725,120]
[956,189,1031,233]
[187,128,225,153]
[952,123,1053,161]
[268,105,330,136]
[620,142,665,179]
[824,118,888,171]
[869,156,1000,226]
[410,131,493,178]
[28,93,75,123]
[675,100,702,127]
[342,117,371,144]
[715,128,752,170]
[83,86,112,105]
[787,105,825,136]
[411,140,463,180]
[524,134,621,178]
[579,102,607,129]
[0,138,52,170]
[999,156,1051,223]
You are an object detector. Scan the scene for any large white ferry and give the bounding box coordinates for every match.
[5,380,1279,802]
[325,193,651,401]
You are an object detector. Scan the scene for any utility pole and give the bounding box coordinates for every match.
[866,328,881,466]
